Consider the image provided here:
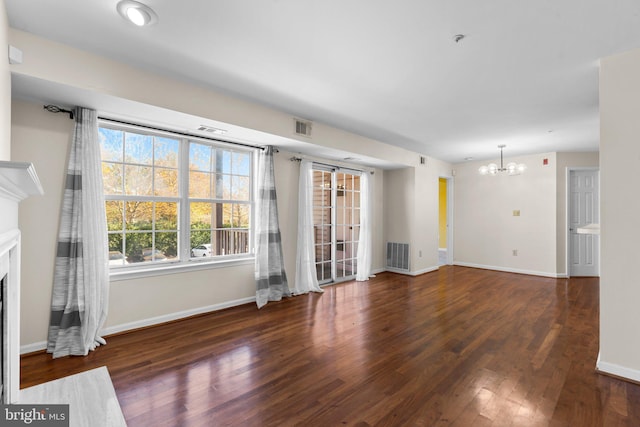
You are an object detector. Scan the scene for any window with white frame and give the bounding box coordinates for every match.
[99,123,254,269]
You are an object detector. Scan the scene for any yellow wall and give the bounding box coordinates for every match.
[439,178,447,248]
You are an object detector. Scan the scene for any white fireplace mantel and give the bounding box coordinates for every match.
[0,160,44,201]
[0,160,43,404]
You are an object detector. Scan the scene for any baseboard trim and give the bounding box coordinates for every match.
[101,296,256,337]
[453,262,562,278]
[20,296,256,355]
[20,341,47,355]
[596,353,640,384]
[412,266,440,276]
[384,266,439,277]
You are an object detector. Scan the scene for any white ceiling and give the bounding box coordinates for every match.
[7,0,640,164]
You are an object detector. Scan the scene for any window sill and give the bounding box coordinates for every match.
[109,256,255,282]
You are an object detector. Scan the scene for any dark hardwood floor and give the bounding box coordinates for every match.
[21,267,640,426]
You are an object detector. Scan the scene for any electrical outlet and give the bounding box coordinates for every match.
[513,249,518,256]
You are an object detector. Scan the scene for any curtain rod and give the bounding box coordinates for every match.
[42,104,265,151]
[290,156,374,175]
[43,104,74,119]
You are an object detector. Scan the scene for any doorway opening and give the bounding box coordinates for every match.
[439,176,453,265]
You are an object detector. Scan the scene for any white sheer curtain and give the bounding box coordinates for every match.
[47,107,109,358]
[356,171,373,281]
[293,160,324,295]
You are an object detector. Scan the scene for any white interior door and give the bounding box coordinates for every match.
[569,169,600,277]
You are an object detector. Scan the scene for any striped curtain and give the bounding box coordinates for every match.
[47,107,110,358]
[255,146,291,308]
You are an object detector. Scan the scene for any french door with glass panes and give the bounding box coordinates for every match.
[313,168,360,284]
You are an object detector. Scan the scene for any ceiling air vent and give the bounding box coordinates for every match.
[294,118,312,137]
[197,125,227,135]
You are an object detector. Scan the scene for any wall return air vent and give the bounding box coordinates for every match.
[294,118,312,137]
[386,242,410,272]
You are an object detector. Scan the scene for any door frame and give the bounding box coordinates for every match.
[565,167,600,277]
[439,175,454,265]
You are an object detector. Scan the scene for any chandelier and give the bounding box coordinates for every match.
[478,145,526,176]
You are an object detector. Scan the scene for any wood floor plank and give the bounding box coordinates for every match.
[20,267,640,426]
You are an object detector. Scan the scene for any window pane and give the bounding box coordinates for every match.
[190,202,212,228]
[154,167,178,197]
[346,243,354,258]
[102,163,123,195]
[353,175,360,191]
[190,231,211,251]
[232,152,251,176]
[315,209,331,226]
[322,189,331,205]
[125,132,153,164]
[232,176,250,201]
[156,202,178,230]
[155,232,177,259]
[321,243,331,261]
[235,204,250,228]
[189,170,211,198]
[222,203,233,227]
[217,174,231,199]
[99,128,123,162]
[154,137,179,168]
[125,232,152,263]
[318,262,331,281]
[126,201,153,230]
[189,143,212,172]
[108,248,127,267]
[219,150,232,174]
[124,165,153,196]
[236,230,250,254]
[106,201,123,231]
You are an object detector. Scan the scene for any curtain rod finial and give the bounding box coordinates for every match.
[43,104,74,120]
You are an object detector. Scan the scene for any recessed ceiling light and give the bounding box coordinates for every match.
[464,157,474,161]
[117,1,158,27]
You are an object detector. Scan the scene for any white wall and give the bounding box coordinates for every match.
[383,156,452,275]
[0,0,15,234]
[0,0,9,161]
[598,47,640,381]
[453,152,558,277]
[413,158,452,273]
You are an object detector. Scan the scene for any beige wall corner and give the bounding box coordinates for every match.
[599,47,640,381]
[0,0,10,160]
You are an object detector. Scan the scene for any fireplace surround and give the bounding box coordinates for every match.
[0,161,43,403]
